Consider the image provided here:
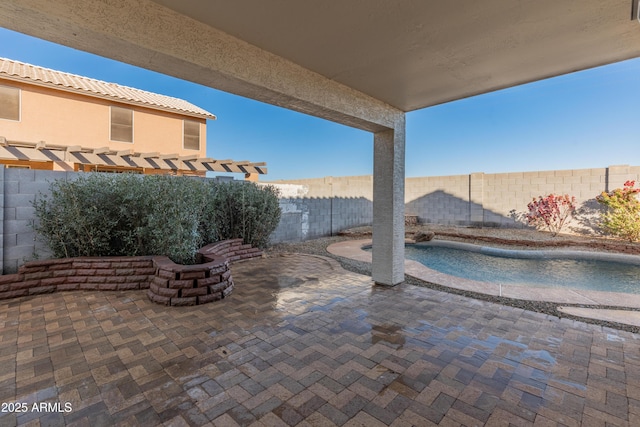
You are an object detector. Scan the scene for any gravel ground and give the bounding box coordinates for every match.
[265,225,640,333]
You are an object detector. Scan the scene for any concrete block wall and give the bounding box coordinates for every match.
[480,166,639,227]
[269,196,373,244]
[2,168,76,273]
[405,174,471,225]
[401,166,639,229]
[332,197,373,233]
[1,166,639,273]
[268,177,374,244]
[272,205,307,242]
[273,165,640,236]
[271,176,374,199]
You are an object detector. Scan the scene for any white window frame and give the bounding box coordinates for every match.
[0,85,21,122]
[109,106,134,143]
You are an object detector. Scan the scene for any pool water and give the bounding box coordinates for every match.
[403,245,640,294]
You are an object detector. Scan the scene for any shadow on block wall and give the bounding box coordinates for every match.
[572,198,607,236]
[406,190,521,228]
[509,198,607,236]
[271,196,373,243]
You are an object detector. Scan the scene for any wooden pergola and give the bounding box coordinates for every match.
[0,137,267,176]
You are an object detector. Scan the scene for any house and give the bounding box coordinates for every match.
[0,57,266,178]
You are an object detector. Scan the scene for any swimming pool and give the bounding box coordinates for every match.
[373,241,640,294]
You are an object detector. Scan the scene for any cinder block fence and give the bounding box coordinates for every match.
[271,164,640,241]
[1,165,638,274]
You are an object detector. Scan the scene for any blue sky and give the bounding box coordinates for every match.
[1,27,638,181]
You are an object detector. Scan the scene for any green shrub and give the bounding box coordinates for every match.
[32,173,142,258]
[208,181,281,248]
[138,175,210,264]
[32,174,281,263]
[596,180,640,242]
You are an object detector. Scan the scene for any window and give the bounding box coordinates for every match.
[0,85,20,121]
[110,106,133,142]
[183,120,200,150]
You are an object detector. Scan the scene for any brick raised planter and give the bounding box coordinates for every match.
[0,239,262,306]
[147,239,262,306]
[0,256,155,300]
[149,255,233,306]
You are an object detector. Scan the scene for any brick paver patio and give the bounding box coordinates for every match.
[1,253,639,426]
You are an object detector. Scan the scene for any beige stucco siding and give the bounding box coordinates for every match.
[0,80,206,158]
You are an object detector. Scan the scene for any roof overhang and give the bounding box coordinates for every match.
[149,0,640,112]
[0,1,638,130]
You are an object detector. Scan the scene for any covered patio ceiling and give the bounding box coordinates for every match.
[1,0,639,286]
[151,0,640,112]
[1,1,639,129]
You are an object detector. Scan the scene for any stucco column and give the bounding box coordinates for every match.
[372,116,405,286]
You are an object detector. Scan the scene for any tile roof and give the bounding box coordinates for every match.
[0,57,216,120]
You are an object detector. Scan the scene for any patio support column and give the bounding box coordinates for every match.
[372,115,406,286]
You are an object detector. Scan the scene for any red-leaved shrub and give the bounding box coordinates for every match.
[526,194,577,236]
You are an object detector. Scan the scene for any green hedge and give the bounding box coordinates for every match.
[32,174,281,264]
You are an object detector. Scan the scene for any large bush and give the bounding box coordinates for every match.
[208,181,281,248]
[596,180,640,242]
[32,174,280,263]
[32,173,141,258]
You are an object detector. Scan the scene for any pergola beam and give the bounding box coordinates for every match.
[0,139,270,175]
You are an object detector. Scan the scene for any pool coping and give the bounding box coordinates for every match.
[327,239,640,327]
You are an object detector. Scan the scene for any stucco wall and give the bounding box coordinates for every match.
[0,80,206,158]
